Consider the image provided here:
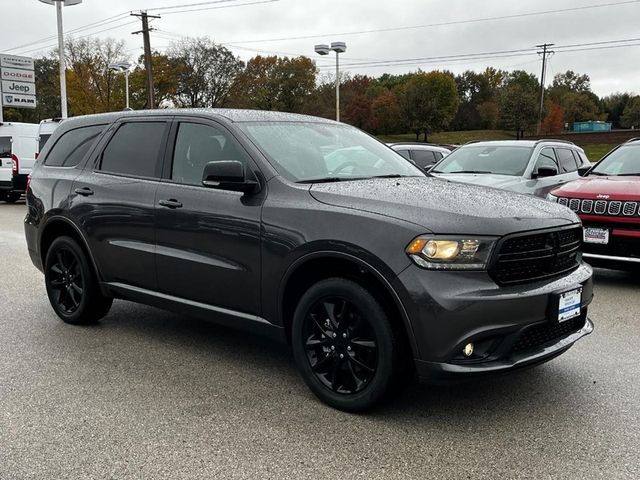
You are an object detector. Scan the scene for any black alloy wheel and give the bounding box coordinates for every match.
[303,297,378,394]
[48,246,84,315]
[292,277,403,412]
[45,236,112,325]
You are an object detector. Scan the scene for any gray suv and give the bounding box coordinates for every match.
[25,110,594,411]
[431,140,591,197]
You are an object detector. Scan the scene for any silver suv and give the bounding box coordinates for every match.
[430,140,591,198]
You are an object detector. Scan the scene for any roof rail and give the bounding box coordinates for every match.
[534,138,576,146]
[624,137,640,144]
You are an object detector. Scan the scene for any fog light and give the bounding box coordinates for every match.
[463,343,474,357]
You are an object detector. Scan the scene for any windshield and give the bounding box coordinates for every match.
[590,145,640,176]
[0,137,11,159]
[432,145,533,176]
[237,121,424,182]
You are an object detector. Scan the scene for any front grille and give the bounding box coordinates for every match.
[489,226,582,285]
[594,200,607,214]
[512,316,586,353]
[623,202,637,216]
[608,201,622,215]
[569,198,580,212]
[581,199,593,213]
[558,197,639,217]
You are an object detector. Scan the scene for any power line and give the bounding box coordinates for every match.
[15,20,140,56]
[316,37,640,71]
[5,12,131,53]
[222,0,640,44]
[158,0,279,16]
[148,0,248,12]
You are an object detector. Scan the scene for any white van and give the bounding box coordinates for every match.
[0,122,38,203]
[37,118,63,157]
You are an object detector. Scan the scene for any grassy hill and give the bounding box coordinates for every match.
[377,130,617,161]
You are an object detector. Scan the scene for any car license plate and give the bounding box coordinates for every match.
[583,227,609,244]
[558,287,582,322]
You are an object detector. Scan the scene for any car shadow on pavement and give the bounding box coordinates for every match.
[84,299,595,423]
[592,267,640,287]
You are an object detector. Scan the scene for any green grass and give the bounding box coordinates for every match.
[580,144,615,162]
[377,129,617,162]
[378,130,516,144]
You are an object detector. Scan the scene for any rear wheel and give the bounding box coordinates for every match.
[44,236,112,325]
[292,278,404,412]
[5,192,20,203]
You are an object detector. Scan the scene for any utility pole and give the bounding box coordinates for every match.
[131,11,160,109]
[536,43,554,135]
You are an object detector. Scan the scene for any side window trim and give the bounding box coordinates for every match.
[94,118,172,180]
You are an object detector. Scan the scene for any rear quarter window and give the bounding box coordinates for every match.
[44,125,106,167]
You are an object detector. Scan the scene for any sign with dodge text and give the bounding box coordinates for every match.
[0,53,36,109]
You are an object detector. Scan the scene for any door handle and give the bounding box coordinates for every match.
[74,187,94,196]
[158,199,183,209]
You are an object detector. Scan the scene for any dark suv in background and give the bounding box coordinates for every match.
[25,109,594,411]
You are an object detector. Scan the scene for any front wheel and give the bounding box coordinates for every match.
[44,236,112,325]
[292,278,404,412]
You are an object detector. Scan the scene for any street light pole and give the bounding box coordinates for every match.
[315,41,346,122]
[109,61,133,110]
[38,0,83,118]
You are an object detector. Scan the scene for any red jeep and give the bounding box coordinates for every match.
[549,138,640,269]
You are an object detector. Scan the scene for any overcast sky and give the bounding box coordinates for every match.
[3,0,639,97]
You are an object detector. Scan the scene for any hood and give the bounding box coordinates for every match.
[309,177,579,236]
[432,173,526,191]
[552,176,640,201]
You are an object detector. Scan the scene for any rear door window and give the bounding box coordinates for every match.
[44,125,105,167]
[556,148,578,173]
[411,149,437,168]
[99,122,167,178]
[0,137,11,159]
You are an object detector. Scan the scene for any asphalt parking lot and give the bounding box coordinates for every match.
[1,202,638,479]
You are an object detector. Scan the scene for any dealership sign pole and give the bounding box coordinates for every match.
[0,54,37,122]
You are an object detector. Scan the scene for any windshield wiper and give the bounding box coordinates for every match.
[297,176,368,184]
[613,173,640,176]
[588,171,609,176]
[442,170,493,174]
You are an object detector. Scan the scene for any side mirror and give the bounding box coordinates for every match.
[533,165,558,178]
[578,165,591,177]
[202,160,259,193]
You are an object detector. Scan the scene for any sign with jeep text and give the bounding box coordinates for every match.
[2,80,36,96]
[0,53,36,111]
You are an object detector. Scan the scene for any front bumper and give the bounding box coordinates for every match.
[397,262,594,380]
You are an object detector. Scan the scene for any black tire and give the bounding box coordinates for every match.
[44,236,112,325]
[291,277,404,412]
[5,192,20,203]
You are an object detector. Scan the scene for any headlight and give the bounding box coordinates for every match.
[406,236,496,270]
[546,193,558,202]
